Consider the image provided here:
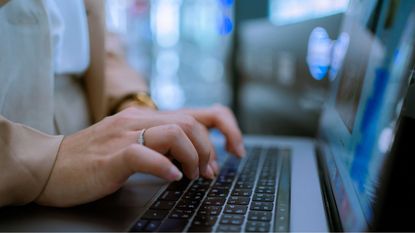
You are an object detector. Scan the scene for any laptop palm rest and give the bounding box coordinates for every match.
[0,174,167,231]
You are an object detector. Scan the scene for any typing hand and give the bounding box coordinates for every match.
[35,104,244,207]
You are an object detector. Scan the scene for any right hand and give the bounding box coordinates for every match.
[35,111,198,207]
[35,104,244,207]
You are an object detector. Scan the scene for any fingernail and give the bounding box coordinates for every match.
[193,167,200,180]
[211,160,220,175]
[168,166,183,181]
[206,165,215,179]
[236,143,246,157]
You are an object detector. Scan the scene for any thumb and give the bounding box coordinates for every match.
[110,144,183,183]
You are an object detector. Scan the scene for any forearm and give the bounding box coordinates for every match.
[105,32,150,114]
[83,0,150,119]
[0,115,63,206]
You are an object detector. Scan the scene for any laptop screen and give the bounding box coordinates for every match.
[318,2,415,231]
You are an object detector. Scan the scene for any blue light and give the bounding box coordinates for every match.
[220,0,233,7]
[307,27,332,80]
[219,15,233,35]
[309,65,329,80]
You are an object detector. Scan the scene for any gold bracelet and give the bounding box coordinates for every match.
[112,92,158,114]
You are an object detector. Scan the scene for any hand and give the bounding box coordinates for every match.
[35,104,244,207]
[123,104,245,178]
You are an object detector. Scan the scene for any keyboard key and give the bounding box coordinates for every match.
[236,181,255,186]
[208,188,229,197]
[248,211,272,222]
[213,181,233,188]
[197,205,222,216]
[194,177,213,185]
[250,202,274,211]
[232,189,252,197]
[237,177,256,183]
[253,193,275,202]
[216,176,234,184]
[199,204,222,211]
[131,219,148,232]
[259,179,276,185]
[220,214,244,225]
[217,225,242,232]
[227,196,250,205]
[159,190,182,201]
[150,201,175,210]
[141,210,168,220]
[245,221,270,232]
[189,184,209,192]
[180,199,200,205]
[144,220,161,232]
[158,219,188,232]
[203,197,226,206]
[176,201,198,210]
[169,209,193,219]
[182,193,203,202]
[166,178,190,191]
[234,183,253,189]
[224,205,248,215]
[255,186,275,194]
[257,180,275,187]
[192,215,218,226]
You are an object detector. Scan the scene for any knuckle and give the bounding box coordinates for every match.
[114,112,136,126]
[178,114,198,134]
[214,104,232,115]
[165,124,185,140]
[120,106,140,115]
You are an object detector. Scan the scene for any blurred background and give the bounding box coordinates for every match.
[105,0,349,137]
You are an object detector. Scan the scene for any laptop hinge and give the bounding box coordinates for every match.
[315,144,343,232]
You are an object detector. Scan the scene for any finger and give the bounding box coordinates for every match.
[192,123,216,179]
[119,111,215,178]
[202,126,219,176]
[207,142,219,176]
[181,105,245,157]
[110,144,183,183]
[143,124,201,179]
[138,115,214,180]
[210,160,220,175]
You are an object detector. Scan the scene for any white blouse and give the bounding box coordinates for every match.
[44,0,90,75]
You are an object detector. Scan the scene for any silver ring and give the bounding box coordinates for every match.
[137,129,146,145]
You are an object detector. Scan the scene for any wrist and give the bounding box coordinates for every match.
[112,92,158,114]
[118,99,157,112]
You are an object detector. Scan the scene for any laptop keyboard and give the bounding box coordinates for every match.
[130,146,291,232]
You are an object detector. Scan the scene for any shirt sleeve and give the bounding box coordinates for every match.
[0,115,64,206]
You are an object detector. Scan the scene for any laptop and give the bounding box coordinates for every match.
[1,1,415,232]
